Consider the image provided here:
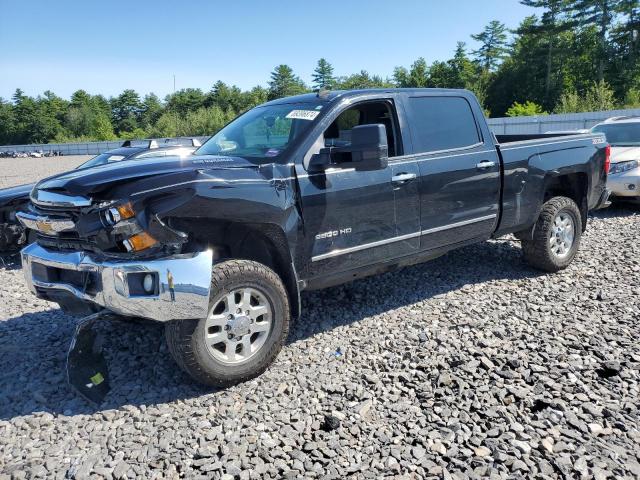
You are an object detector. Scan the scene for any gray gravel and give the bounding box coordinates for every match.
[1,205,639,479]
[0,156,91,189]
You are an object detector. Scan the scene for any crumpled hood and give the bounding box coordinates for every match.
[0,182,35,205]
[34,155,259,199]
[610,146,640,163]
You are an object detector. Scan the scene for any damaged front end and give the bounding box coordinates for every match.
[0,204,29,252]
[19,188,214,403]
[18,186,214,321]
[18,189,191,259]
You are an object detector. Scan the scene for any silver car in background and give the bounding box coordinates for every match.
[591,116,640,204]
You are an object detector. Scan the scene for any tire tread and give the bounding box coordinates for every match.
[521,196,582,272]
[165,259,289,387]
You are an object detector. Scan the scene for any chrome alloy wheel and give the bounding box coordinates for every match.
[549,212,575,259]
[204,287,272,364]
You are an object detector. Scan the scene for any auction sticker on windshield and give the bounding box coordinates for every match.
[286,110,320,121]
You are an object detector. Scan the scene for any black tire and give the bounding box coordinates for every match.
[165,259,290,387]
[522,196,582,272]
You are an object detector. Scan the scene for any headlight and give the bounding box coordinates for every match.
[106,202,135,225]
[122,232,158,252]
[609,160,639,175]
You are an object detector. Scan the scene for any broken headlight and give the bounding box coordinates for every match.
[105,202,135,225]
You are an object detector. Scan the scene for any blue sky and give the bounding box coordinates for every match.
[0,0,537,100]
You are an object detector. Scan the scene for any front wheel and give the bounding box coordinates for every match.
[522,196,583,272]
[165,259,290,386]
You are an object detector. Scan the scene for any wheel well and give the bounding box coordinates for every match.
[543,172,588,231]
[169,218,301,320]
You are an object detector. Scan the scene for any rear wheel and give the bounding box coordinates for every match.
[522,196,582,272]
[165,259,290,386]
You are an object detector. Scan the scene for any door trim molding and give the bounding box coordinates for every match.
[311,214,496,262]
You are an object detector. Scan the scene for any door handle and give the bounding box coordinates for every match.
[476,160,496,169]
[392,172,417,183]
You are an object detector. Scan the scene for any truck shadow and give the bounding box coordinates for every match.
[0,237,542,420]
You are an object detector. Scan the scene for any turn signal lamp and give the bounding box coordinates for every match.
[123,232,157,252]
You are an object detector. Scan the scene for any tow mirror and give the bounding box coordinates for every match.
[308,123,389,172]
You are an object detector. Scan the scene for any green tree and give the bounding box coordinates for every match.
[312,58,336,90]
[471,20,509,71]
[242,86,268,110]
[268,65,307,100]
[206,81,244,112]
[584,79,617,110]
[568,0,619,82]
[0,98,16,144]
[335,70,394,89]
[111,89,142,134]
[623,88,640,108]
[555,90,583,112]
[140,93,164,129]
[554,80,617,112]
[520,0,572,103]
[506,100,548,116]
[393,58,429,87]
[165,88,206,116]
[447,42,479,88]
[91,112,117,140]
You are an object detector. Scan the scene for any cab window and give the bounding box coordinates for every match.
[323,101,400,158]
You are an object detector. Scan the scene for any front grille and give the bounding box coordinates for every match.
[36,232,100,253]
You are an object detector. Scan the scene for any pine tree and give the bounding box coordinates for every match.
[471,20,509,71]
[613,0,640,93]
[568,0,620,82]
[520,0,572,102]
[268,65,307,100]
[312,58,336,90]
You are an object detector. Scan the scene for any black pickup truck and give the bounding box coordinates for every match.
[18,89,610,387]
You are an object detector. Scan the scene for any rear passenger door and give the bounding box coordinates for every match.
[401,94,500,251]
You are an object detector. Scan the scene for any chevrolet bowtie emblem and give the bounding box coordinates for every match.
[35,220,55,234]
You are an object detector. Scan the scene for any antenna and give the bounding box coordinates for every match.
[173,74,178,136]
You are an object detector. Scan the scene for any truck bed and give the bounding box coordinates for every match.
[493,132,608,236]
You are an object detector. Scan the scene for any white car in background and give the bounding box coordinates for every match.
[591,116,640,204]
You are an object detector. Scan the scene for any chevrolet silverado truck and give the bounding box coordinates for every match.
[18,89,610,387]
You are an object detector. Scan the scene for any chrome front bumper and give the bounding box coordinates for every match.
[21,243,213,321]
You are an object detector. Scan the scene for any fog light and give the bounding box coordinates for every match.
[143,274,155,293]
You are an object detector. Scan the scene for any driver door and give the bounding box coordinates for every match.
[296,99,420,279]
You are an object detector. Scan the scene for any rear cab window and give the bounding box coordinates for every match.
[405,96,482,154]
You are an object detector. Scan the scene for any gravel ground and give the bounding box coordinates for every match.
[0,205,639,479]
[0,156,91,189]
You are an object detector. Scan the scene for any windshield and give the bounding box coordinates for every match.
[195,102,324,161]
[77,152,129,169]
[592,123,640,146]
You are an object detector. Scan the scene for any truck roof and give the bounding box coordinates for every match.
[263,88,474,106]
